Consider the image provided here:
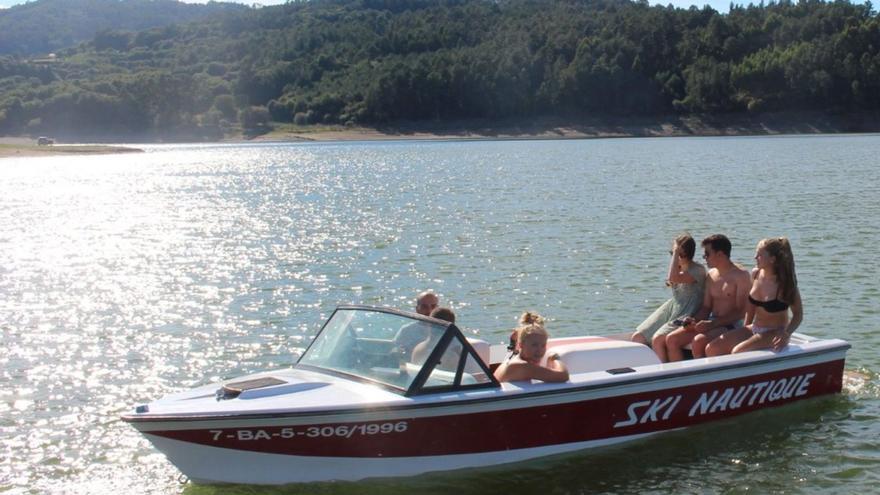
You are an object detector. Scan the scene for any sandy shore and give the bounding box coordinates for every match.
[3,112,879,150]
[247,113,880,142]
[248,121,687,142]
[0,138,144,158]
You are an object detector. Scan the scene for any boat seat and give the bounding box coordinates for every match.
[466,338,490,366]
[552,339,661,374]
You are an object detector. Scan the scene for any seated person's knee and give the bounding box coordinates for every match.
[704,340,722,357]
[651,334,666,348]
[731,342,748,354]
[691,334,711,355]
[706,339,730,357]
[667,332,686,348]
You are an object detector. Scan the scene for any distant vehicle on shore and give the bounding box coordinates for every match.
[36,137,54,146]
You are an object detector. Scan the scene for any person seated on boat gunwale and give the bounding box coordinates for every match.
[631,234,706,352]
[411,307,461,368]
[493,312,569,383]
[395,291,440,357]
[658,234,750,362]
[704,237,803,356]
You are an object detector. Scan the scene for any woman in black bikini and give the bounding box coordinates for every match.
[705,237,803,355]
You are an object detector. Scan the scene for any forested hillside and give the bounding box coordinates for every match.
[0,0,246,55]
[0,0,878,140]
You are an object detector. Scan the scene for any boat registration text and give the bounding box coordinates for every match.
[211,421,409,441]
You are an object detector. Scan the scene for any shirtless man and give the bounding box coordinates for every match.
[658,234,750,362]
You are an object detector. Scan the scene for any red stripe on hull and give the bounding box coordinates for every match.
[151,359,844,457]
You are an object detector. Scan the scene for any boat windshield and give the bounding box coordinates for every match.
[298,307,495,394]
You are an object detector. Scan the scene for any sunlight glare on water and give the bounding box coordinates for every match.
[1,136,878,494]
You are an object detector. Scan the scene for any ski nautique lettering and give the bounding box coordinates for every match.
[615,373,816,428]
[688,373,814,417]
[613,395,682,428]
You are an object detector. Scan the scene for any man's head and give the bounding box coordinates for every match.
[415,291,439,316]
[430,307,456,323]
[701,234,732,268]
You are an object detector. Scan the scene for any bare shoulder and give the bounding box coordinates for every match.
[498,360,528,380]
[735,265,752,283]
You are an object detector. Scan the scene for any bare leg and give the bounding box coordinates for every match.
[631,331,648,346]
[694,327,730,358]
[706,327,752,357]
[732,332,776,353]
[665,327,694,362]
[652,333,669,362]
[692,334,709,358]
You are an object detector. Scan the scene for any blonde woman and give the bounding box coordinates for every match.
[706,237,803,355]
[493,312,569,383]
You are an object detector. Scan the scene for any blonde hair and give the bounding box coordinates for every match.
[759,237,798,304]
[515,311,548,345]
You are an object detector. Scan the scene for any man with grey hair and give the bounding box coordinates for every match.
[414,291,439,317]
[395,291,439,356]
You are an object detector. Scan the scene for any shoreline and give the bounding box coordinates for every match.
[3,112,880,152]
[0,139,144,158]
[236,112,880,143]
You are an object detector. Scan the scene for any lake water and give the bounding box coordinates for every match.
[1,135,878,494]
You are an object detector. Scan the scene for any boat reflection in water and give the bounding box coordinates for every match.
[122,306,849,485]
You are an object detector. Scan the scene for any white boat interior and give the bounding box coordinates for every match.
[128,306,846,420]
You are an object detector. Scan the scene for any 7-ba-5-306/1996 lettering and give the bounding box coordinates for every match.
[210,421,409,441]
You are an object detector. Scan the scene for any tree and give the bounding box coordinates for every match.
[239,105,270,130]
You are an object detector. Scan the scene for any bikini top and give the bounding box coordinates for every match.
[748,294,789,313]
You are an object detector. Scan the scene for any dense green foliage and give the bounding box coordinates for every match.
[0,0,878,140]
[0,0,245,56]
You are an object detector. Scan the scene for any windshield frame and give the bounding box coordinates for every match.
[295,305,499,396]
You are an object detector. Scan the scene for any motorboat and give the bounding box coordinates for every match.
[122,305,850,484]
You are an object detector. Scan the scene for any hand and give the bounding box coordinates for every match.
[771,330,791,351]
[693,320,712,333]
[673,316,694,327]
[547,352,560,361]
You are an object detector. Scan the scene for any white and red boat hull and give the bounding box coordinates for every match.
[126,339,848,484]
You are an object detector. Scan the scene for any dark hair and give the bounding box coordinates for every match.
[430,307,456,323]
[676,234,696,260]
[702,234,732,258]
[760,237,798,304]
